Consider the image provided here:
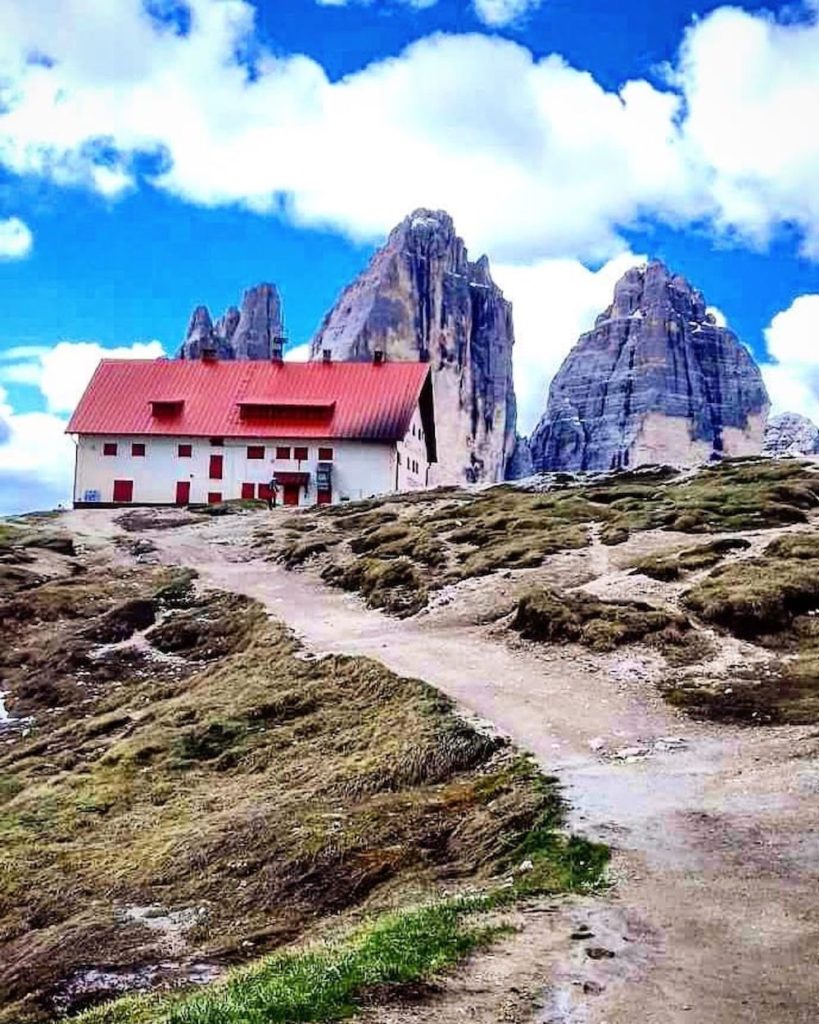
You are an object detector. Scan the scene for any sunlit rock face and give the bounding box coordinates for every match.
[530,261,769,473]
[309,209,518,485]
[179,284,284,361]
[764,412,819,458]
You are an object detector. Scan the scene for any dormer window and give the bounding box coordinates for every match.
[150,399,184,417]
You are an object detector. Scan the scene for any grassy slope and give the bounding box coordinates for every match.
[261,459,819,617]
[0,520,605,1023]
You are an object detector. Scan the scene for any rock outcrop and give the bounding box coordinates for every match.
[506,435,534,480]
[530,262,770,473]
[763,412,819,457]
[309,210,517,484]
[179,283,284,361]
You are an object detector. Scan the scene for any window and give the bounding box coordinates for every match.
[178,444,192,458]
[209,454,223,480]
[247,445,265,460]
[131,442,146,457]
[276,446,291,460]
[318,447,334,462]
[210,437,224,447]
[294,446,308,462]
[207,491,222,505]
[103,442,118,456]
[241,482,256,500]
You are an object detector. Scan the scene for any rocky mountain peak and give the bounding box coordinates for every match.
[309,209,517,484]
[764,412,819,457]
[179,283,284,361]
[529,262,770,473]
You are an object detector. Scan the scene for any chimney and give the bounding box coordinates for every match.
[322,348,332,363]
[201,347,218,363]
[373,348,385,366]
[271,336,284,363]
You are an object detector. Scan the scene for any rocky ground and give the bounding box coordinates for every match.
[3,460,819,1023]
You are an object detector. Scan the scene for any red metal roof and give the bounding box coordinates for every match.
[67,360,432,442]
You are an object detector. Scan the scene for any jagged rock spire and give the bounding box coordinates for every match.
[179,283,284,361]
[529,261,770,473]
[309,208,518,484]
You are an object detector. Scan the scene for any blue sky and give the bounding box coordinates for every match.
[1,0,819,512]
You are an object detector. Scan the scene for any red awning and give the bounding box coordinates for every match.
[274,472,310,485]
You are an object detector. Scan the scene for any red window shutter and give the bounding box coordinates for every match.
[247,446,265,460]
[207,491,222,505]
[318,447,333,462]
[113,480,133,502]
[209,454,223,480]
[294,446,308,461]
[131,442,145,457]
[241,482,256,500]
[103,442,118,456]
[276,446,291,460]
[175,481,191,505]
[178,444,192,458]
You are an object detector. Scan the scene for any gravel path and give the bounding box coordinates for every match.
[68,509,819,1023]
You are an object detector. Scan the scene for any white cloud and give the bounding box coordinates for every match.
[284,342,311,362]
[2,1,819,261]
[0,216,32,259]
[760,294,819,423]
[675,6,819,256]
[0,383,74,514]
[472,0,543,27]
[707,305,727,328]
[495,252,646,432]
[0,340,166,514]
[0,0,698,263]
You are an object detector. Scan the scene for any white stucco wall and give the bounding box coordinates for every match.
[73,435,400,506]
[396,406,431,490]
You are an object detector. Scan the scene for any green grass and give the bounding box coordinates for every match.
[667,530,819,723]
[260,459,819,617]
[0,531,594,1021]
[73,814,608,1024]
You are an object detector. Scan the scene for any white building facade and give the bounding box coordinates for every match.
[68,359,436,508]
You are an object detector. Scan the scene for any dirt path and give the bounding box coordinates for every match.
[68,511,819,1023]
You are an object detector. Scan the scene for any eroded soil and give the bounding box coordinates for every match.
[89,500,819,1024]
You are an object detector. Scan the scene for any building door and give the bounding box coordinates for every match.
[283,483,300,506]
[209,454,223,479]
[175,481,191,506]
[113,479,133,503]
[317,487,332,505]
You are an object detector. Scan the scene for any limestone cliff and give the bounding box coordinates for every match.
[764,412,819,457]
[179,283,284,361]
[530,262,769,473]
[309,210,517,484]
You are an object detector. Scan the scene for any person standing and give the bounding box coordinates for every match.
[267,477,278,510]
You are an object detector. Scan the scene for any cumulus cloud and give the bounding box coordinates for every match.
[472,0,543,27]
[0,382,74,514]
[675,6,819,256]
[2,1,819,260]
[0,0,698,263]
[495,252,646,432]
[760,294,819,423]
[0,216,32,259]
[0,340,166,515]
